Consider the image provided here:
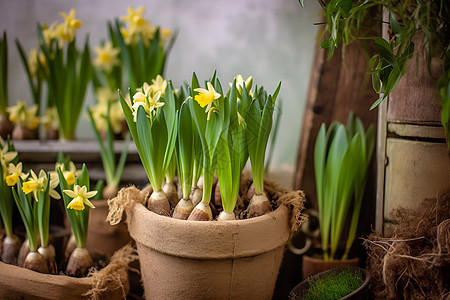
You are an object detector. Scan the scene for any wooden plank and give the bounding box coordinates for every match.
[387,123,446,139]
[387,34,442,124]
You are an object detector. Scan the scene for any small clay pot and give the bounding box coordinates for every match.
[302,255,359,279]
[86,200,131,258]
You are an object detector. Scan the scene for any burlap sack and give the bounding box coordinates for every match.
[108,180,306,299]
[0,244,137,300]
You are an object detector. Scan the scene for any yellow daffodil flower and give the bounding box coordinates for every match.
[89,100,125,134]
[120,6,156,45]
[41,107,59,131]
[132,87,164,122]
[28,48,47,79]
[230,75,253,99]
[149,75,167,96]
[59,9,83,30]
[94,42,120,73]
[6,101,39,129]
[121,6,146,27]
[5,163,29,186]
[160,28,172,46]
[63,185,97,211]
[96,87,116,105]
[46,171,61,200]
[194,82,221,120]
[22,170,45,200]
[51,162,78,185]
[0,146,18,176]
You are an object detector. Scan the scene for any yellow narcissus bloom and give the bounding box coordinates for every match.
[6,163,29,187]
[41,107,59,131]
[94,42,120,73]
[149,75,167,96]
[96,87,116,105]
[0,145,18,176]
[64,185,97,211]
[194,82,221,120]
[28,48,47,79]
[230,75,253,99]
[6,101,39,130]
[160,28,172,46]
[59,9,83,30]
[120,6,156,45]
[51,162,78,186]
[132,86,164,122]
[121,6,146,28]
[22,170,45,200]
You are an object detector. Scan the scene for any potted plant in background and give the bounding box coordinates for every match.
[35,9,92,141]
[114,6,177,93]
[291,113,374,279]
[0,32,13,139]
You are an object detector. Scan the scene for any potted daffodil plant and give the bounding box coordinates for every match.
[108,70,306,299]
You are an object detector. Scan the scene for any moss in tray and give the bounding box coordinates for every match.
[294,268,363,300]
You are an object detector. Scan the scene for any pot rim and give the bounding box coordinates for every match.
[128,202,291,259]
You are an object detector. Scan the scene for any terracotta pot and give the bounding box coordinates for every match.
[290,267,370,300]
[86,200,131,257]
[127,202,291,299]
[0,244,134,299]
[302,255,359,279]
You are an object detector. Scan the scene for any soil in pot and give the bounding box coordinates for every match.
[289,267,370,300]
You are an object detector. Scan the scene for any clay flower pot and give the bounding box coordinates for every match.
[128,202,291,299]
[290,267,370,300]
[86,200,131,258]
[302,255,359,279]
[0,244,136,299]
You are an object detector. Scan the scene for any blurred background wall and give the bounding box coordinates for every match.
[0,0,321,186]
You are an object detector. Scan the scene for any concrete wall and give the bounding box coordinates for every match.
[0,0,321,175]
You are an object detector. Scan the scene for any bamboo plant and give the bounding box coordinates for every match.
[37,9,92,140]
[119,80,178,215]
[88,102,130,199]
[245,82,281,217]
[58,164,97,277]
[0,137,20,264]
[314,113,374,260]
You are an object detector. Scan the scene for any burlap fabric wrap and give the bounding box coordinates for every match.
[107,179,306,300]
[0,244,137,300]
